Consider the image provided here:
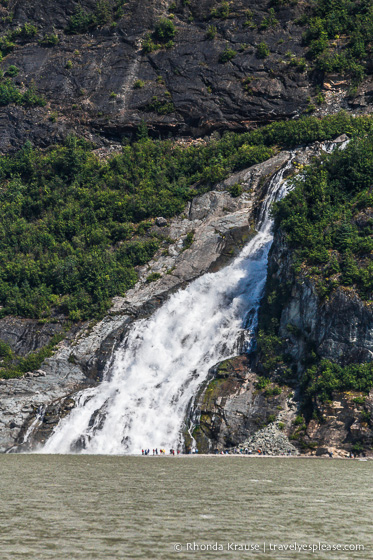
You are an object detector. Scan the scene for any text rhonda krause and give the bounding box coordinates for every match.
[181,542,365,553]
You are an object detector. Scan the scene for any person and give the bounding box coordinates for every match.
[142,449,144,455]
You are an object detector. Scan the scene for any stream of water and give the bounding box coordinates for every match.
[41,159,293,454]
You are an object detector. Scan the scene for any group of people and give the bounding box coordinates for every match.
[141,448,182,455]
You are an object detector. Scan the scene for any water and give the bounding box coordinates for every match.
[0,456,371,559]
[41,160,293,454]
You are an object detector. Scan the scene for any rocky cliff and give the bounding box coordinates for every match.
[0,0,372,455]
[1,0,373,152]
[186,136,373,458]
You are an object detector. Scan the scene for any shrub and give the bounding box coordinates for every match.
[183,230,195,250]
[229,183,243,197]
[6,65,19,77]
[219,47,237,63]
[210,2,230,19]
[146,272,162,283]
[206,25,217,40]
[39,33,59,46]
[153,18,176,42]
[256,42,270,58]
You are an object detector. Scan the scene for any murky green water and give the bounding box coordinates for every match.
[0,456,372,559]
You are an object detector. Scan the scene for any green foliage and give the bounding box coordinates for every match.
[0,78,45,107]
[256,376,271,390]
[210,2,230,19]
[39,33,59,46]
[142,19,176,52]
[0,113,372,322]
[5,65,19,77]
[274,134,373,300]
[0,339,13,362]
[260,8,278,30]
[183,230,195,250]
[153,18,176,42]
[134,80,145,89]
[145,95,175,115]
[256,42,270,58]
[303,360,373,402]
[0,332,65,379]
[228,183,243,197]
[301,0,373,83]
[206,25,217,39]
[219,47,237,63]
[263,386,282,397]
[146,272,162,283]
[66,0,127,34]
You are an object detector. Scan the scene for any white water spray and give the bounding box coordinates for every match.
[42,159,293,454]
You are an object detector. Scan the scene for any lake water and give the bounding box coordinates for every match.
[0,456,371,559]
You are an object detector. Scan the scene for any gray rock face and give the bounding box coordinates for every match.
[269,232,373,369]
[0,316,66,357]
[1,0,372,151]
[188,356,298,453]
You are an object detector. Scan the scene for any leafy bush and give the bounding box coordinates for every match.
[256,42,270,58]
[210,2,230,19]
[39,33,59,46]
[219,47,237,63]
[6,65,19,77]
[0,78,45,107]
[146,272,162,283]
[153,18,176,42]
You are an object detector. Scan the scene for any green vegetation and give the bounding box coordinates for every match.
[210,2,230,19]
[260,8,278,30]
[146,272,162,283]
[219,47,237,63]
[39,32,59,47]
[183,231,195,251]
[66,0,128,34]
[274,135,373,301]
[206,25,217,40]
[0,22,39,57]
[258,128,373,406]
[142,18,176,53]
[301,0,373,83]
[0,77,45,107]
[153,19,176,42]
[228,183,243,198]
[5,65,19,77]
[0,113,372,322]
[134,80,145,89]
[303,360,373,402]
[145,95,175,115]
[256,42,270,59]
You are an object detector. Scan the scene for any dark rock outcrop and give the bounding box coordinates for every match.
[1,0,372,152]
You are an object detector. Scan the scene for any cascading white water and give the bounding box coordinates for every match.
[42,159,293,455]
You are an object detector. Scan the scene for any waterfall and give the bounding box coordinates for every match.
[41,159,293,455]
